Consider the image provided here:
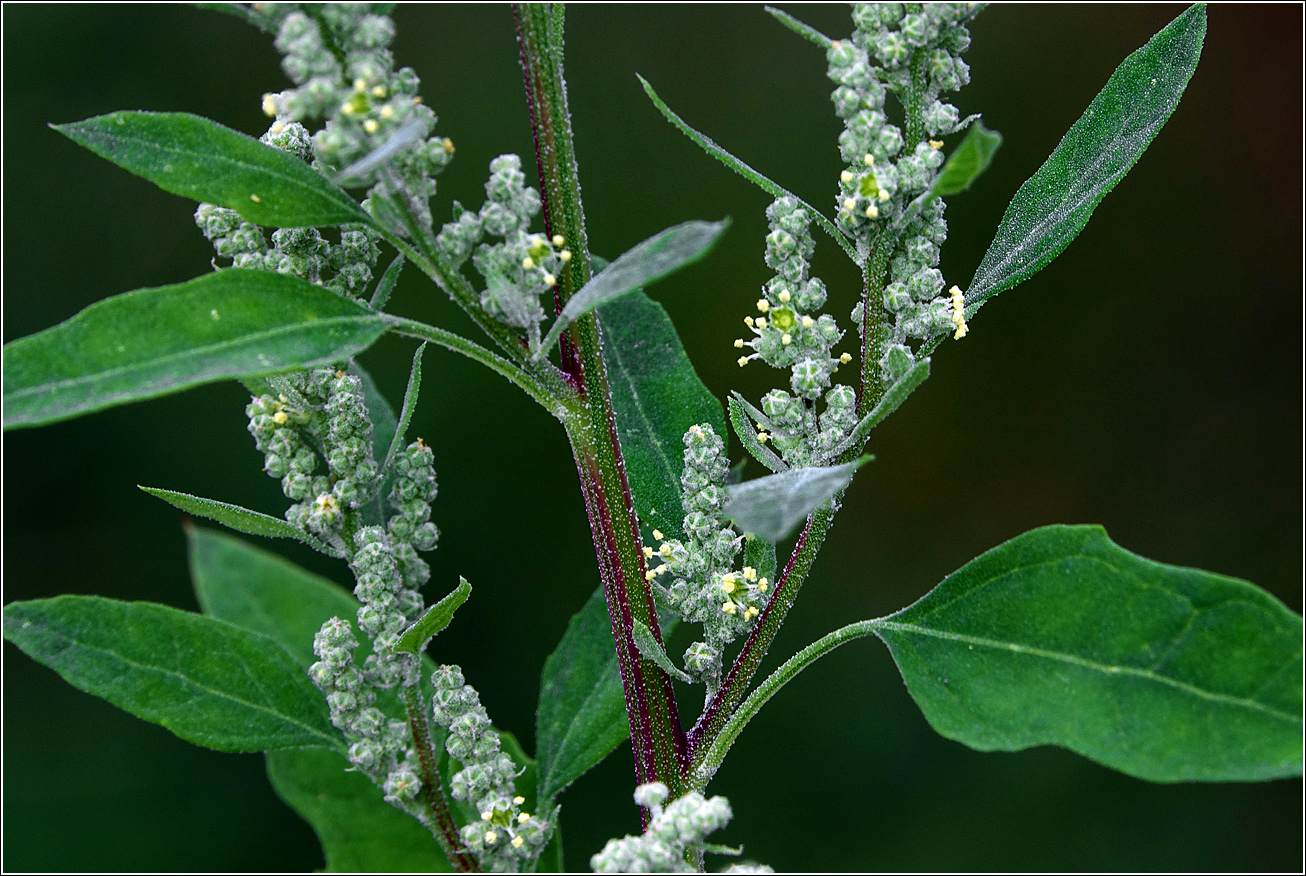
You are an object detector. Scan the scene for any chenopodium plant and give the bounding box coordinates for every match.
[3,3,1301,872]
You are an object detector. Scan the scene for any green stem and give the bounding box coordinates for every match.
[688,620,878,791]
[516,2,688,796]
[401,685,481,872]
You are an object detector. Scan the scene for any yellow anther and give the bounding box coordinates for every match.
[929,139,944,149]
[843,198,857,211]
[722,601,737,614]
[878,189,890,201]
[781,333,792,345]
[744,316,755,327]
[737,356,750,368]
[949,285,968,338]
[522,257,535,269]
[414,96,424,105]
[756,431,769,443]
[482,811,493,821]
[865,204,879,218]
[722,581,736,594]
[262,93,278,117]
[543,273,557,286]
[519,812,531,823]
[514,796,525,805]
[511,836,525,848]
[778,289,791,303]
[801,315,814,328]
[840,352,853,364]
[372,85,388,98]
[659,542,672,555]
[863,153,875,166]
[552,234,565,247]
[755,317,767,329]
[645,570,657,581]
[656,564,668,575]
[758,578,769,591]
[341,102,354,115]
[442,136,454,152]
[379,104,395,118]
[250,194,262,203]
[363,118,379,134]
[744,606,759,620]
[734,338,745,348]
[743,566,757,581]
[273,411,289,425]
[485,831,498,844]
[559,250,572,262]
[840,170,854,182]
[354,78,368,92]
[757,299,770,312]
[652,530,664,540]
[270,120,285,134]
[643,546,654,559]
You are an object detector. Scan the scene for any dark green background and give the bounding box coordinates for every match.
[4,4,1301,872]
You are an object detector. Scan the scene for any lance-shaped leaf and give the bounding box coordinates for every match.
[141,487,333,554]
[267,748,454,873]
[929,121,1002,200]
[346,357,400,529]
[729,394,787,473]
[2,595,343,753]
[724,458,869,542]
[381,342,426,474]
[3,269,387,429]
[966,5,1205,307]
[826,357,930,460]
[536,219,728,357]
[871,524,1303,782]
[53,111,372,228]
[598,291,726,541]
[393,578,471,656]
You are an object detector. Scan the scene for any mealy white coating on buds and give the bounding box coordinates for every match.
[429,665,555,871]
[591,783,751,873]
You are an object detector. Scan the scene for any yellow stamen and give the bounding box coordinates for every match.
[929,139,944,149]
[781,333,792,345]
[511,836,524,848]
[734,339,745,348]
[262,93,277,117]
[757,299,770,312]
[840,352,853,364]
[652,530,664,540]
[840,170,854,182]
[778,290,791,303]
[801,315,814,328]
[738,356,750,367]
[363,119,379,134]
[522,257,535,269]
[552,234,565,247]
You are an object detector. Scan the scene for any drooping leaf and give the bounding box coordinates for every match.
[3,269,387,429]
[394,578,471,656]
[632,617,693,684]
[724,458,870,542]
[266,748,454,873]
[598,290,726,541]
[929,121,1002,200]
[53,111,372,228]
[871,524,1303,782]
[186,526,358,668]
[966,5,1206,307]
[536,586,627,802]
[729,394,787,473]
[826,357,930,460]
[2,595,342,753]
[140,487,332,553]
[536,220,728,356]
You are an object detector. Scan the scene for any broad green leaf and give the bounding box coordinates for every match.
[536,220,728,356]
[966,5,1205,307]
[598,290,726,541]
[536,585,627,802]
[2,595,342,753]
[186,526,358,667]
[929,121,1002,199]
[632,617,693,684]
[871,524,1303,782]
[266,748,453,873]
[141,486,332,553]
[394,578,471,656]
[729,394,786,473]
[724,458,869,542]
[3,269,387,429]
[826,357,930,460]
[53,111,372,228]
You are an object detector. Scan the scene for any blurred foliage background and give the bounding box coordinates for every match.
[4,4,1301,872]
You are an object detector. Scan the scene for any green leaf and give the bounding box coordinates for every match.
[929,121,1002,199]
[347,357,400,528]
[632,617,693,684]
[536,585,627,802]
[639,74,858,262]
[871,524,1303,782]
[266,748,453,873]
[966,5,1206,307]
[2,595,342,753]
[382,342,426,473]
[729,394,787,473]
[536,220,729,357]
[369,253,405,311]
[724,458,870,542]
[394,578,471,656]
[186,525,358,668]
[3,269,387,429]
[141,487,333,553]
[743,535,778,589]
[826,357,930,460]
[765,5,833,48]
[53,111,372,228]
[598,290,726,541]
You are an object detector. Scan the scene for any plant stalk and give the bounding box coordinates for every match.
[402,685,481,872]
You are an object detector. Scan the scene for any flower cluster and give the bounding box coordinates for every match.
[430,665,554,871]
[194,121,383,299]
[736,197,857,467]
[435,155,573,351]
[829,3,980,380]
[646,425,767,693]
[591,782,761,873]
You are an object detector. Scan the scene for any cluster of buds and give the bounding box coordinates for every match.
[591,783,760,873]
[429,665,553,871]
[736,197,858,467]
[831,3,981,380]
[194,121,383,299]
[646,425,767,692]
[435,155,572,351]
